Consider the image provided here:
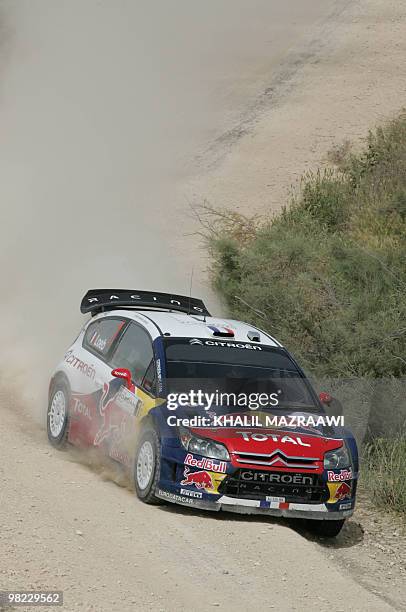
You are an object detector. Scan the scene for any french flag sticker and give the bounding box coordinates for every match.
[207,325,234,337]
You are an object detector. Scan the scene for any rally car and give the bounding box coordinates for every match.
[47,289,358,537]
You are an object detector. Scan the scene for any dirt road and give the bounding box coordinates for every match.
[0,404,400,612]
[187,0,406,216]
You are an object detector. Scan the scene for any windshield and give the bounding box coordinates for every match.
[164,338,318,411]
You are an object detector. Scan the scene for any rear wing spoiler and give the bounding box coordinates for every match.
[80,289,211,316]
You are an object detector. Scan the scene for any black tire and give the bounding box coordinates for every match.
[133,428,161,504]
[47,380,70,449]
[306,519,345,538]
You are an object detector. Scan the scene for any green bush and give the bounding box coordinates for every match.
[362,435,406,515]
[206,111,406,379]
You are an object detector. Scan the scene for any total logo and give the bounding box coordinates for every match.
[72,397,91,419]
[236,431,311,447]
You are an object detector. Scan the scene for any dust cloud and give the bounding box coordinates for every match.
[0,0,334,420]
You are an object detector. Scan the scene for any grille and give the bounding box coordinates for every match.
[233,451,319,470]
[219,469,328,503]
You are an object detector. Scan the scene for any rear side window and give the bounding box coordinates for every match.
[84,318,126,357]
[110,322,154,388]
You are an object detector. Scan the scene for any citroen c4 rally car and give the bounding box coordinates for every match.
[48,289,358,537]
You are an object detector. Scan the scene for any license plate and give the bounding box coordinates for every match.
[266,496,285,503]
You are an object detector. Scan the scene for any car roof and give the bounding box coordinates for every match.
[94,309,282,347]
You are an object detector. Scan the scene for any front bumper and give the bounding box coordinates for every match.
[156,488,354,520]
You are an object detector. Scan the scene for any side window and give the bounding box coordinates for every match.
[110,322,155,389]
[142,359,156,394]
[84,318,126,357]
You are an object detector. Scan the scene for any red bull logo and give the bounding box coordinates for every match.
[181,467,214,491]
[184,453,227,474]
[334,481,351,501]
[327,468,353,482]
[327,479,353,504]
[94,380,122,446]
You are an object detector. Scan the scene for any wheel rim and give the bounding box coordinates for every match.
[136,440,154,490]
[49,390,66,438]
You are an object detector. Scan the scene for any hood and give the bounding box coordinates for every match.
[187,409,344,474]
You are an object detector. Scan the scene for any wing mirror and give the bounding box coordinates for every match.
[111,368,132,389]
[319,392,333,405]
[319,392,343,417]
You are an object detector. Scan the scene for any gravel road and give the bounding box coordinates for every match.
[0,405,397,612]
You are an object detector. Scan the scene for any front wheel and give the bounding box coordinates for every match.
[47,382,70,448]
[306,519,345,538]
[134,429,161,504]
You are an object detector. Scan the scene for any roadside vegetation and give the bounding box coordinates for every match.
[363,435,406,514]
[204,111,406,515]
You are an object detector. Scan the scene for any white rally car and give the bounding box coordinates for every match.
[47,289,358,538]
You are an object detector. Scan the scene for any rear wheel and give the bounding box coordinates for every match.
[47,382,70,448]
[134,429,161,504]
[306,519,345,538]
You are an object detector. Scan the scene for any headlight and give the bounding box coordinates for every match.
[179,426,230,461]
[324,443,352,470]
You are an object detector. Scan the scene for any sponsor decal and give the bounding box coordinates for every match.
[108,417,132,467]
[156,358,163,393]
[181,467,215,491]
[180,488,203,499]
[87,293,206,314]
[115,385,143,416]
[335,482,352,500]
[72,397,91,419]
[266,496,285,503]
[240,471,315,485]
[88,321,125,354]
[109,445,131,468]
[236,431,311,447]
[184,453,227,474]
[89,330,107,352]
[65,351,95,379]
[188,338,262,350]
[207,325,234,336]
[327,481,352,503]
[327,468,353,482]
[157,489,194,504]
[339,502,352,510]
[94,379,130,446]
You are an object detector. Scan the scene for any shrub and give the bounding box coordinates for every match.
[206,112,406,380]
[362,435,406,515]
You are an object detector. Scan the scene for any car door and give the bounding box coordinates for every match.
[69,316,127,447]
[100,321,158,467]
